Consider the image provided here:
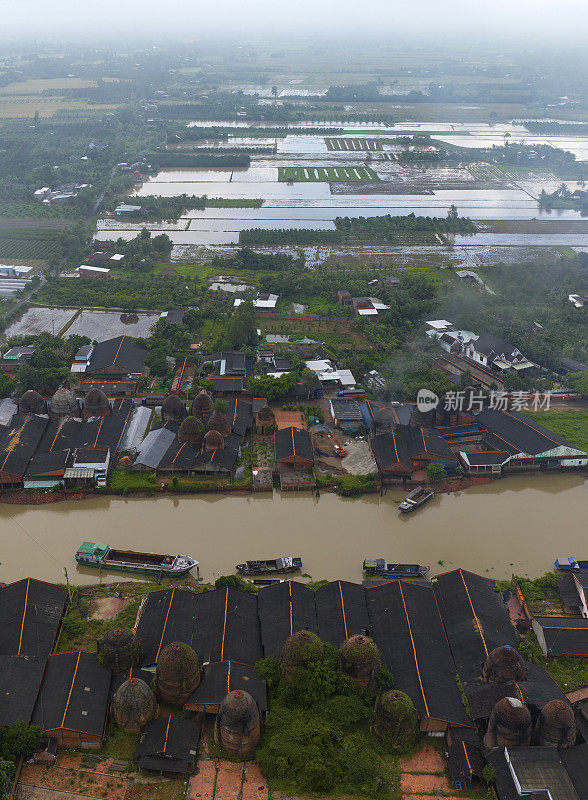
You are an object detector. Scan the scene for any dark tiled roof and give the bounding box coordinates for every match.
[78,380,137,394]
[477,409,584,456]
[87,336,147,375]
[0,578,67,660]
[32,651,111,737]
[192,446,239,473]
[135,715,201,774]
[24,449,69,477]
[480,431,521,455]
[258,581,318,658]
[208,376,246,393]
[365,580,471,727]
[561,745,588,800]
[447,739,486,783]
[158,438,199,470]
[137,587,262,668]
[0,414,49,478]
[0,655,45,726]
[370,430,411,472]
[184,660,267,713]
[203,351,247,376]
[471,333,521,362]
[315,580,370,647]
[534,617,588,657]
[404,425,456,461]
[432,568,517,687]
[74,447,109,465]
[226,397,253,437]
[274,427,313,463]
[462,450,511,466]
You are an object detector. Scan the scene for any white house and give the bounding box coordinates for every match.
[463,333,534,372]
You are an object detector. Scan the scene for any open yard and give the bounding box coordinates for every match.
[259,316,373,351]
[278,166,379,182]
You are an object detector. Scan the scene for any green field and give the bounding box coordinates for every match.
[278,166,379,182]
[0,229,62,260]
[522,409,588,453]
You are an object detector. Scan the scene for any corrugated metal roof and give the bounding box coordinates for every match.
[134,427,176,469]
[119,405,152,453]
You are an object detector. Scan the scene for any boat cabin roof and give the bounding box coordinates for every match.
[77,541,109,557]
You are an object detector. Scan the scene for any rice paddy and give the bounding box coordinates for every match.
[278,166,380,182]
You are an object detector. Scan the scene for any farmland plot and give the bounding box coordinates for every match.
[278,166,379,182]
[325,138,382,151]
[5,307,76,337]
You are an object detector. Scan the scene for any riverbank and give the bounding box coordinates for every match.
[0,469,574,506]
[0,473,584,586]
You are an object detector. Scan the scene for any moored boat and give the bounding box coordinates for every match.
[555,556,588,571]
[398,486,434,513]
[236,557,302,576]
[363,559,430,578]
[75,542,198,577]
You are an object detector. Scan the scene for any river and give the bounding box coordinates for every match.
[1,473,585,587]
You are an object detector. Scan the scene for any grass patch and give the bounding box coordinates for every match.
[278,166,379,182]
[522,409,588,453]
[57,594,142,653]
[108,468,158,491]
[100,720,140,761]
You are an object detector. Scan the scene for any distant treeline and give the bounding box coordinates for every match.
[146,152,250,169]
[211,247,303,272]
[112,194,262,219]
[520,121,588,135]
[398,150,445,163]
[239,211,476,245]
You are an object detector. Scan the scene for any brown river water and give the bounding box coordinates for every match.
[0,474,586,587]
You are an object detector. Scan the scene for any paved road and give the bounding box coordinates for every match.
[85,163,119,226]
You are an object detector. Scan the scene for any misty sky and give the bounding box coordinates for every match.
[2,0,588,41]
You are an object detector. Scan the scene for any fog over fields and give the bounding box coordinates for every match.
[2,0,588,40]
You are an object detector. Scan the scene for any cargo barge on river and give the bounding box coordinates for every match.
[75,542,199,577]
[363,559,430,578]
[399,486,434,513]
[236,556,302,576]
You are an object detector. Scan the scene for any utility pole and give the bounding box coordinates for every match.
[63,566,72,602]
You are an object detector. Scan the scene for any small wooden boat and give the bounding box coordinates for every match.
[75,542,198,577]
[236,557,302,576]
[398,486,434,513]
[555,557,588,571]
[363,559,430,578]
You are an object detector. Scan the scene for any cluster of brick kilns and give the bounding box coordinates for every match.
[482,645,576,749]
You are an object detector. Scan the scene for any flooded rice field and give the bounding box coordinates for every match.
[66,310,160,341]
[112,124,588,247]
[5,307,76,337]
[2,474,586,586]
